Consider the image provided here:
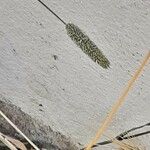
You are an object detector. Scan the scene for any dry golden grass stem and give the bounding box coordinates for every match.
[104,131,140,150]
[113,139,140,150]
[0,110,40,150]
[0,132,27,150]
[0,132,18,150]
[85,51,150,150]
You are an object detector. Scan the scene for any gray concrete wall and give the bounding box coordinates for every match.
[0,0,150,149]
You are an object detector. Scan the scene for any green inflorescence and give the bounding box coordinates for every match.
[66,23,110,69]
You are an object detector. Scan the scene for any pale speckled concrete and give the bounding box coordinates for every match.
[0,0,150,149]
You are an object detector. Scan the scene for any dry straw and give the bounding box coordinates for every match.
[0,132,18,150]
[0,132,27,150]
[0,110,40,150]
[80,122,150,149]
[37,0,110,69]
[85,51,150,150]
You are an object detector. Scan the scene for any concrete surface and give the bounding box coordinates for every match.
[0,0,150,149]
[0,98,78,150]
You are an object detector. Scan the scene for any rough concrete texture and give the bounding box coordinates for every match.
[0,96,78,150]
[0,0,150,149]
